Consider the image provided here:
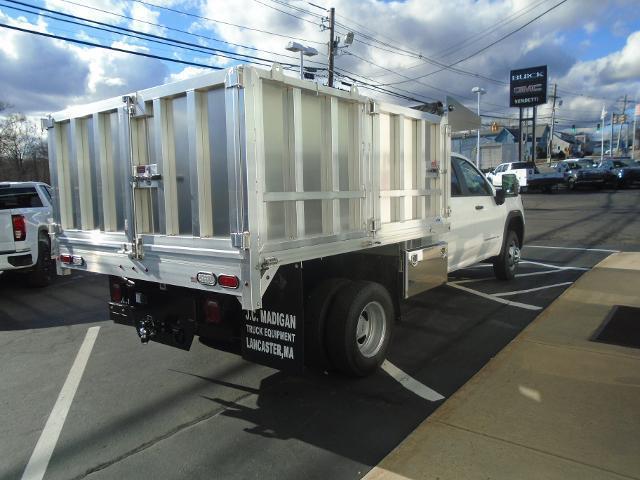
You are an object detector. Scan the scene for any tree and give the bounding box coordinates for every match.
[0,102,50,182]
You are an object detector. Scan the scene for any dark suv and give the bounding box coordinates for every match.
[597,158,640,188]
[556,159,607,190]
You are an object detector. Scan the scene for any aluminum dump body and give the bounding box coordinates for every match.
[45,64,451,310]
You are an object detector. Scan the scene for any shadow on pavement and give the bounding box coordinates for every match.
[0,271,107,330]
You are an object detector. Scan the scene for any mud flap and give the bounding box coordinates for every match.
[241,264,305,372]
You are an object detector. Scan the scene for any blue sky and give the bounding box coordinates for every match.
[1,0,639,134]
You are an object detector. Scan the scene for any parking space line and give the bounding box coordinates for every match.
[21,326,100,480]
[381,360,445,402]
[515,269,565,278]
[520,260,589,271]
[451,268,564,284]
[493,282,573,297]
[525,245,619,253]
[446,283,542,311]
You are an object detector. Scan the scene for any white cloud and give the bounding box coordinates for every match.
[166,66,209,82]
[43,0,128,24]
[584,22,597,35]
[1,0,639,123]
[0,10,168,114]
[129,3,165,36]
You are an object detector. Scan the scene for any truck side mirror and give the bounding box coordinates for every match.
[494,188,505,205]
[501,173,519,196]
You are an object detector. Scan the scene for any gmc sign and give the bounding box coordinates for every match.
[509,65,547,107]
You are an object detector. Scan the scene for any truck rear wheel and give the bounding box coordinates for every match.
[326,281,394,377]
[27,238,54,287]
[493,230,520,281]
[304,278,350,371]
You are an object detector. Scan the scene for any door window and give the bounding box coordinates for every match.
[454,158,493,196]
[451,163,462,196]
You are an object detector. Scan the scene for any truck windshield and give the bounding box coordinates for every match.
[0,187,43,209]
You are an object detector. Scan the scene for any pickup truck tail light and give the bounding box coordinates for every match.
[59,254,84,266]
[12,214,26,241]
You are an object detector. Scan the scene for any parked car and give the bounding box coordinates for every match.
[555,159,608,190]
[485,161,564,193]
[597,158,640,188]
[0,182,55,286]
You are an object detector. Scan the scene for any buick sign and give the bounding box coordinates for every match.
[509,65,547,107]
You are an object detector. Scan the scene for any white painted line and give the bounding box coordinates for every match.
[520,260,589,271]
[22,326,100,480]
[450,268,569,284]
[525,245,619,253]
[446,282,542,311]
[381,360,445,402]
[493,281,573,297]
[515,269,565,278]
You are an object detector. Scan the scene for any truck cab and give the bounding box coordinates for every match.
[447,154,524,277]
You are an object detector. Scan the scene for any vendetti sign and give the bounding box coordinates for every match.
[509,65,547,107]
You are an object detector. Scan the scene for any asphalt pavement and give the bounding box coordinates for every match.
[1,187,639,480]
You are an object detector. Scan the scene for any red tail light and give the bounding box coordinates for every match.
[12,214,26,241]
[218,274,239,289]
[110,279,123,303]
[59,254,72,264]
[203,299,221,324]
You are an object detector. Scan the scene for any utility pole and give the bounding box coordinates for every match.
[616,94,627,153]
[547,83,558,163]
[633,99,638,160]
[327,7,335,88]
[610,111,614,158]
[600,104,606,164]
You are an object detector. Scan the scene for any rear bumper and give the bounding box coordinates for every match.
[0,250,34,271]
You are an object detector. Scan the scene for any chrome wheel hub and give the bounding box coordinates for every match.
[355,301,386,358]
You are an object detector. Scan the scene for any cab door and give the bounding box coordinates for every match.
[446,156,503,271]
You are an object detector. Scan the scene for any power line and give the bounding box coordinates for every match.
[130,0,325,45]
[49,0,313,64]
[383,0,569,86]
[302,1,629,108]
[434,0,551,59]
[2,1,295,68]
[250,0,320,26]
[0,22,223,69]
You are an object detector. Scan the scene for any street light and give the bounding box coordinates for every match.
[471,87,486,168]
[285,41,318,80]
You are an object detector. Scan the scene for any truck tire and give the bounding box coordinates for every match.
[493,230,520,281]
[567,177,576,190]
[27,238,54,287]
[304,278,351,371]
[326,281,394,377]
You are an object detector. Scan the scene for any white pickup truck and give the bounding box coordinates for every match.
[44,65,524,376]
[486,161,564,192]
[0,182,55,286]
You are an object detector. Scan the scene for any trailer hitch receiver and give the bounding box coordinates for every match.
[137,315,156,344]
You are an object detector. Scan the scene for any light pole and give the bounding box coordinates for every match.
[285,41,318,80]
[471,87,486,168]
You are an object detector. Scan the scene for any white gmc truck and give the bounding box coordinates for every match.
[0,182,55,286]
[44,64,524,377]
